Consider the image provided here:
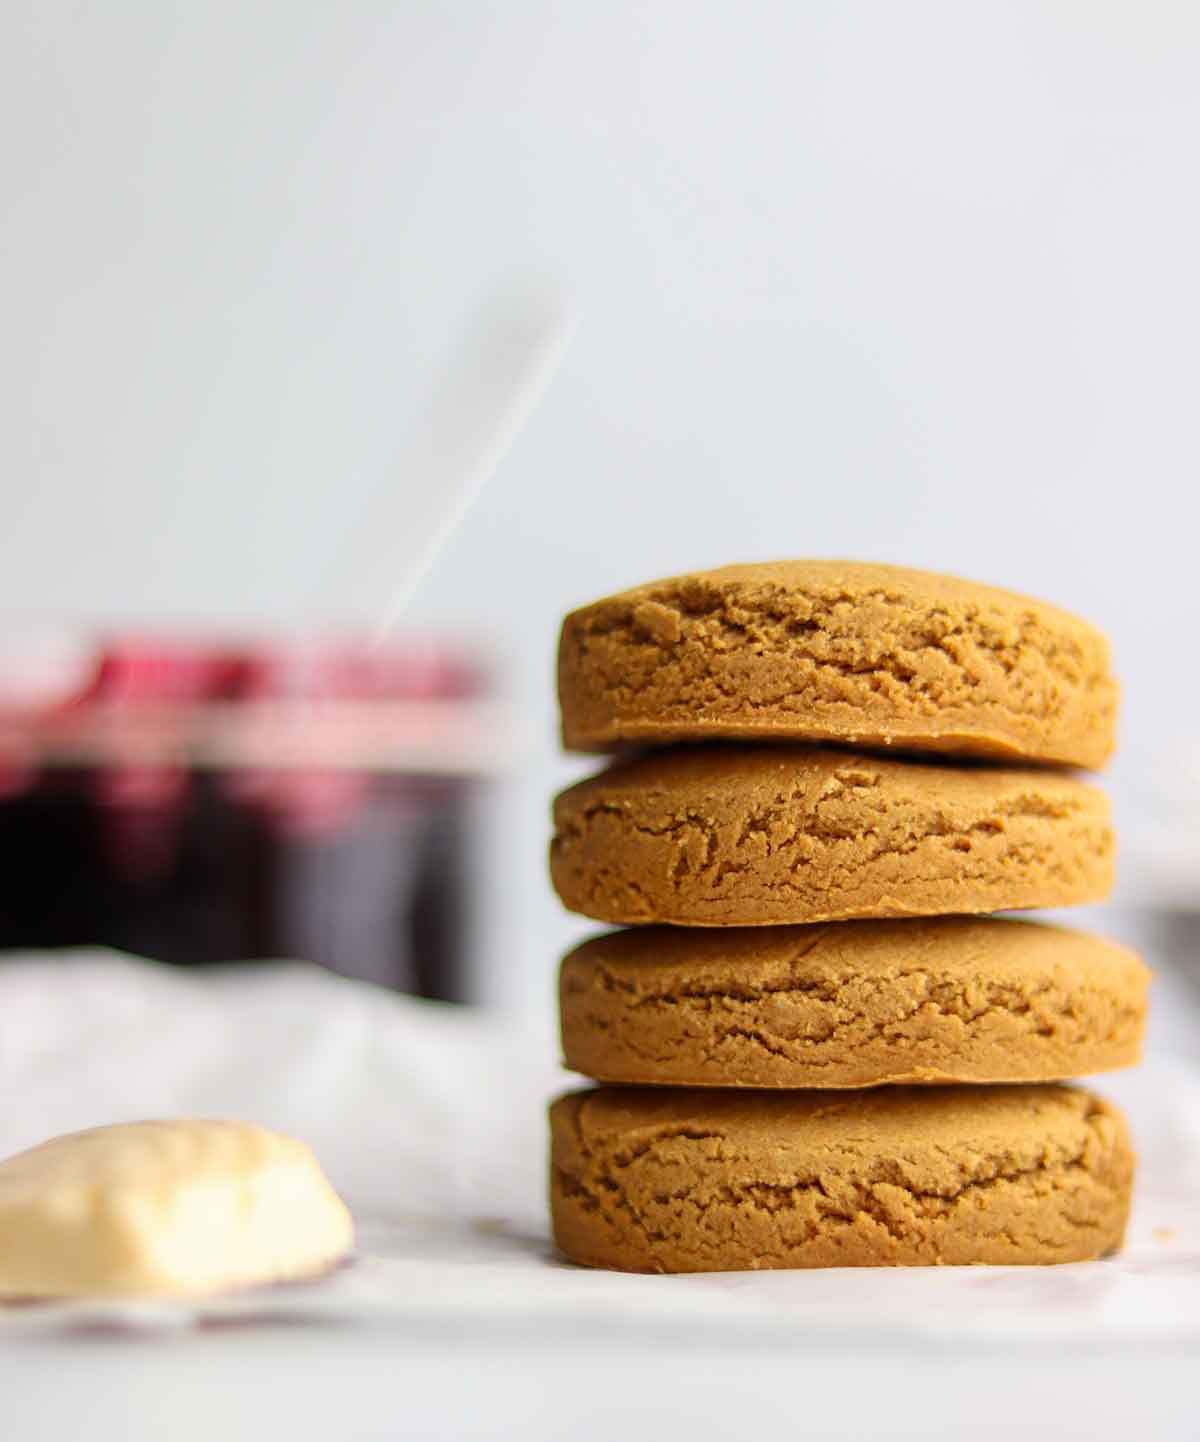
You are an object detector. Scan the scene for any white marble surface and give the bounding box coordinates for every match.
[1,1325,1195,1442]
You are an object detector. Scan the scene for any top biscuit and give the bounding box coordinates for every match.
[558,561,1117,768]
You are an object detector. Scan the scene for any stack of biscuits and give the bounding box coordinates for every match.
[547,561,1148,1272]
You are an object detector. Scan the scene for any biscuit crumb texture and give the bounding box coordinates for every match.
[558,561,1117,768]
[550,1085,1133,1271]
[0,1120,354,1298]
[559,918,1149,1088]
[550,746,1114,926]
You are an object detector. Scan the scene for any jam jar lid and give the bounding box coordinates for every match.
[0,634,515,779]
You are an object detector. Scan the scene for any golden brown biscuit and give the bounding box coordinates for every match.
[550,1084,1133,1272]
[550,746,1114,927]
[558,561,1117,768]
[559,918,1148,1089]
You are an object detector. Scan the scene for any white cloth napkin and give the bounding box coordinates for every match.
[0,949,562,1228]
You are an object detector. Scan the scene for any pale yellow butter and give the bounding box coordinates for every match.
[0,1120,354,1298]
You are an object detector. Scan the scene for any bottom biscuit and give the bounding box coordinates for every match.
[549,1084,1133,1272]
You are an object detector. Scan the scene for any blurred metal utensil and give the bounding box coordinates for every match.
[322,288,574,644]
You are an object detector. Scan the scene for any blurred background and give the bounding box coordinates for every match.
[2,1,1199,1023]
[3,9,1200,1437]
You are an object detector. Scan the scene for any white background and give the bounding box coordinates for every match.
[3,2,1199,1013]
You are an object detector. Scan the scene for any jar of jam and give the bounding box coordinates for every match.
[0,635,510,1001]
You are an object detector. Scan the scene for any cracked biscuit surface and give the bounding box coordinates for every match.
[550,745,1114,926]
[558,560,1118,768]
[550,1084,1133,1271]
[559,918,1149,1089]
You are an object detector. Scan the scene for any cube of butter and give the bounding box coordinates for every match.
[0,1119,354,1298]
